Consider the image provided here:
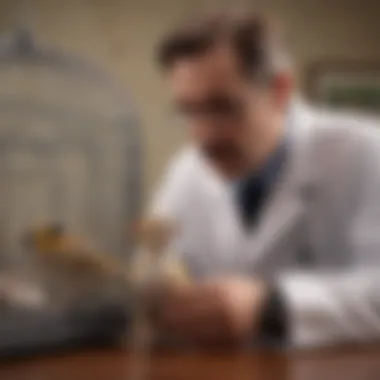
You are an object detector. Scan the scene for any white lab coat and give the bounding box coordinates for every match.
[150,99,380,349]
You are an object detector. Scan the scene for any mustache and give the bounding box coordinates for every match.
[202,143,241,161]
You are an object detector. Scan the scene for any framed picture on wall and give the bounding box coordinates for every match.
[306,61,380,114]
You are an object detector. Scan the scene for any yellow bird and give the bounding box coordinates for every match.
[23,224,128,302]
[23,224,123,278]
[23,219,190,301]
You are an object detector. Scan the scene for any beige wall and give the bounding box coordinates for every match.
[0,0,378,204]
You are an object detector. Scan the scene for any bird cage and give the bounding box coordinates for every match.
[0,29,142,270]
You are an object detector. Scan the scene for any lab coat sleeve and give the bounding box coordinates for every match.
[278,124,380,349]
[278,269,380,348]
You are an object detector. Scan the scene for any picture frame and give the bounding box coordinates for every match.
[306,61,380,114]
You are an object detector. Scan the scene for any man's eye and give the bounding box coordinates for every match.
[209,101,235,113]
[175,96,242,117]
[208,98,241,114]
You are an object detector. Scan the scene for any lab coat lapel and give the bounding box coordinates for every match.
[245,100,317,265]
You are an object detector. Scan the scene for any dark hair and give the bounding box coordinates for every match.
[157,9,288,80]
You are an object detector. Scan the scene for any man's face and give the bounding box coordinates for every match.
[167,46,284,178]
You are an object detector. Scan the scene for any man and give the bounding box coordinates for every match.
[149,10,380,349]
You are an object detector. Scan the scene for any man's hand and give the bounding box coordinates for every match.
[155,277,269,344]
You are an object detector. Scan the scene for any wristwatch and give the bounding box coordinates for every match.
[257,286,289,345]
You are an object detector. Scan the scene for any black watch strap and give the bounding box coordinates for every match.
[257,286,288,345]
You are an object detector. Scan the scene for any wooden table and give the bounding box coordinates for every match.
[1,345,380,380]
